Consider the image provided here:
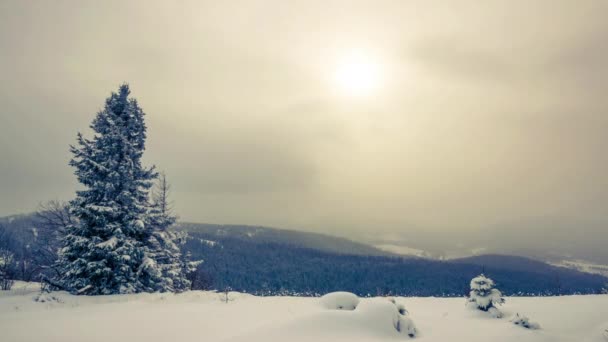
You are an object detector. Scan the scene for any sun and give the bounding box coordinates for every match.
[333,52,382,97]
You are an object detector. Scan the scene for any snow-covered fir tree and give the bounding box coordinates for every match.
[146,172,193,292]
[466,274,505,318]
[55,84,169,295]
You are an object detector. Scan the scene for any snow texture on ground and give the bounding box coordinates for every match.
[320,291,360,310]
[1,282,608,342]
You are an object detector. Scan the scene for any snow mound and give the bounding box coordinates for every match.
[320,291,360,310]
[385,297,416,337]
[356,299,417,337]
[233,297,416,341]
[387,297,409,316]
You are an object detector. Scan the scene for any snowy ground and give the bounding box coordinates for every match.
[1,282,608,342]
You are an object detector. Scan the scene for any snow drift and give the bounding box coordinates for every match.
[1,283,608,342]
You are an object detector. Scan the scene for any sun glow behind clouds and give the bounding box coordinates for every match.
[333,51,382,97]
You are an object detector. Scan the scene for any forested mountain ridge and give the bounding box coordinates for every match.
[182,228,607,296]
[1,214,606,296]
[175,222,393,257]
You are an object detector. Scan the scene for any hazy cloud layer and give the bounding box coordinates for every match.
[1,1,607,247]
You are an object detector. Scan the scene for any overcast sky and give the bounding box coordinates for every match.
[1,1,607,244]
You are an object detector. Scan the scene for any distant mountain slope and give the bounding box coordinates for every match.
[548,259,608,278]
[0,215,391,257]
[176,222,393,257]
[0,214,37,242]
[449,254,608,294]
[184,231,607,296]
[0,214,33,227]
[452,254,608,278]
[451,254,563,273]
[1,214,606,296]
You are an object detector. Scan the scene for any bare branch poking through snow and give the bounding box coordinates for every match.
[510,313,541,330]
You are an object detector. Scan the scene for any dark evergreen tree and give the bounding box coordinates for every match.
[55,84,164,295]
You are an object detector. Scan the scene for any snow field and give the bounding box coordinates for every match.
[1,286,608,342]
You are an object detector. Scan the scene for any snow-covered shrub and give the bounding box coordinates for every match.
[510,313,540,329]
[467,274,505,318]
[387,297,409,316]
[396,315,417,338]
[320,291,360,310]
[319,293,416,337]
[603,328,608,341]
[388,298,416,337]
[354,299,417,338]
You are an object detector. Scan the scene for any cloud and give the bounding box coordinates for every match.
[0,1,607,252]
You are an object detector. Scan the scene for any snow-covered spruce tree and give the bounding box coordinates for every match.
[55,84,167,295]
[146,172,193,292]
[466,274,505,318]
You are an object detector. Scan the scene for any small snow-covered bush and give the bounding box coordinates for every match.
[510,313,540,330]
[320,291,360,310]
[386,297,417,337]
[603,328,608,341]
[396,315,417,338]
[386,297,408,315]
[467,274,505,318]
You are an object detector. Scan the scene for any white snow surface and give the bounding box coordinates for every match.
[1,284,608,342]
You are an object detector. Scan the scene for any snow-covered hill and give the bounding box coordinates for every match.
[1,283,608,342]
[176,222,392,256]
[373,244,431,258]
[549,259,608,278]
